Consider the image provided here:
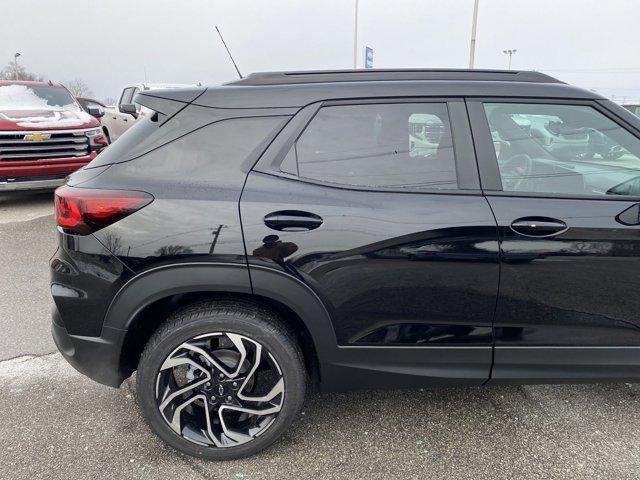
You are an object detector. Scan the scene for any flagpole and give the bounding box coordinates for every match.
[353,0,359,69]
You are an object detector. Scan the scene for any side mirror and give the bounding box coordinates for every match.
[87,105,104,118]
[119,103,138,119]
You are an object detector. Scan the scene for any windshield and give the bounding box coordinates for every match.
[0,84,79,111]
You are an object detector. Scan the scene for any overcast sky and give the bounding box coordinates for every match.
[2,0,640,102]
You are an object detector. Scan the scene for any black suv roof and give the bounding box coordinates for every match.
[227,69,563,86]
[139,69,605,111]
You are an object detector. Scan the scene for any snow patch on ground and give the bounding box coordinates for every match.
[0,353,77,383]
[0,194,54,224]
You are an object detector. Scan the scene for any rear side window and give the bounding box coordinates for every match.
[484,102,640,196]
[87,115,287,170]
[294,103,458,190]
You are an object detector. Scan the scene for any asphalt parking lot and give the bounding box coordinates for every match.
[1,192,640,480]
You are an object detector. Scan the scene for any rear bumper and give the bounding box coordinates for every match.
[51,306,127,388]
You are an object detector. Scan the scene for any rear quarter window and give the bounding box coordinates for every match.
[88,114,288,172]
[86,114,161,168]
[93,116,289,187]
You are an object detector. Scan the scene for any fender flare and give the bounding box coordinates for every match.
[103,262,338,361]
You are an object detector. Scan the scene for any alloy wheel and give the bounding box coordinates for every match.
[155,332,285,448]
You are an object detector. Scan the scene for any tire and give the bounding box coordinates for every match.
[136,300,307,460]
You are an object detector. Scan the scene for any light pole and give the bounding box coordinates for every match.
[468,0,479,69]
[503,49,517,70]
[353,0,359,69]
[13,52,21,80]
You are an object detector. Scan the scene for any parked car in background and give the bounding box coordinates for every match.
[77,98,109,147]
[52,69,640,459]
[0,80,108,192]
[101,83,194,143]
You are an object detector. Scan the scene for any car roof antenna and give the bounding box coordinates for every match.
[215,26,243,79]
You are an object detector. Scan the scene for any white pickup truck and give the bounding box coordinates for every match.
[101,83,195,143]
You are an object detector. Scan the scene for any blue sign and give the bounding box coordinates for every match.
[365,46,374,69]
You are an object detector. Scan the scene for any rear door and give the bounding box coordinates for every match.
[467,98,640,382]
[241,98,500,389]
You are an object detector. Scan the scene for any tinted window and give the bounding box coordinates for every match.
[485,103,640,196]
[118,116,287,185]
[88,115,286,169]
[295,103,457,190]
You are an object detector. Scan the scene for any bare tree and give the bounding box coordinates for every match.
[155,245,194,256]
[0,61,44,81]
[102,97,117,106]
[64,78,93,98]
[101,234,123,256]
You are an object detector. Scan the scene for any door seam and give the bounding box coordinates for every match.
[463,98,500,385]
[481,195,501,385]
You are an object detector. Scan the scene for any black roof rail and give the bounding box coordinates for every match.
[226,69,563,86]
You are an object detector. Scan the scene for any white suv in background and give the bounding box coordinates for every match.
[101,83,195,143]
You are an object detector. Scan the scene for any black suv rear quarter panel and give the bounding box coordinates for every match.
[51,231,133,336]
[55,103,292,341]
[86,108,291,274]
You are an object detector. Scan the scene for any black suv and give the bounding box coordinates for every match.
[52,69,640,459]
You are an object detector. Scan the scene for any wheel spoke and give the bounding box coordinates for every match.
[225,333,249,377]
[220,403,283,417]
[236,343,262,396]
[165,393,206,434]
[159,377,209,410]
[155,331,285,449]
[180,342,239,378]
[217,406,254,444]
[203,403,225,448]
[238,377,284,403]
[217,403,282,444]
[160,353,209,373]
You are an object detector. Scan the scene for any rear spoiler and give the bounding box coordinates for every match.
[133,87,207,117]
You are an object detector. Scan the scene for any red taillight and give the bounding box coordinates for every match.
[54,185,153,235]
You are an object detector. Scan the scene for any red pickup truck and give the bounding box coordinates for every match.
[0,80,108,192]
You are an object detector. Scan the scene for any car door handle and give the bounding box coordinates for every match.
[123,118,128,122]
[264,210,323,232]
[510,217,568,237]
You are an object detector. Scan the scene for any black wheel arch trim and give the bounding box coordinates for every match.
[104,262,251,332]
[102,261,338,372]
